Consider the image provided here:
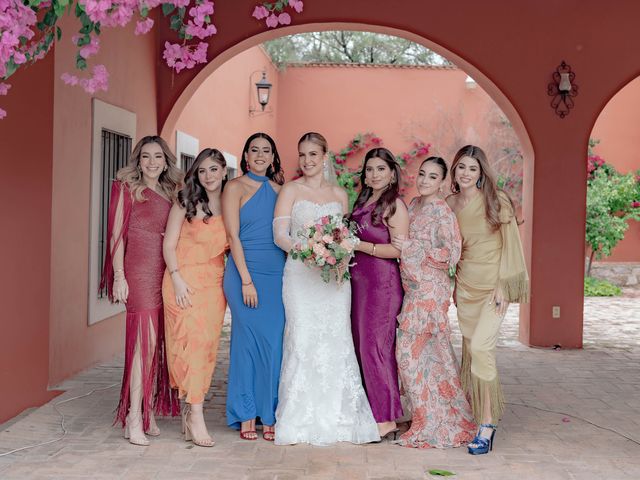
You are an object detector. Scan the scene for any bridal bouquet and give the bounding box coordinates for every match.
[290,214,359,283]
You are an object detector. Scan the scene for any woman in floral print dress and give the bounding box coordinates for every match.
[392,157,476,449]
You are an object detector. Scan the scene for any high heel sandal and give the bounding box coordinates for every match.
[467,424,496,455]
[124,414,150,446]
[184,412,215,448]
[181,404,191,434]
[262,426,275,442]
[372,428,400,443]
[240,429,258,440]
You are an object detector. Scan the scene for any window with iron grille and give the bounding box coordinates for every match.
[181,153,195,172]
[98,129,132,298]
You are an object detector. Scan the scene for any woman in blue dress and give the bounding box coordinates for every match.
[222,132,286,441]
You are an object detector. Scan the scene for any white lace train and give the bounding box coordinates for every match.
[274,200,380,446]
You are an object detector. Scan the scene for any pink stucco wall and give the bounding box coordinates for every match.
[591,76,640,262]
[48,16,160,385]
[0,53,59,423]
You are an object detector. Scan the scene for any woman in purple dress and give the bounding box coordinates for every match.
[350,147,409,438]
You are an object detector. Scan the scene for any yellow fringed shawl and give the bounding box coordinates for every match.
[455,192,529,303]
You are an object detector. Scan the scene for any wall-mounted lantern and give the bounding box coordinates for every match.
[548,61,578,118]
[249,71,273,116]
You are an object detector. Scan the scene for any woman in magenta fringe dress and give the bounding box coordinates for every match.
[101,136,182,446]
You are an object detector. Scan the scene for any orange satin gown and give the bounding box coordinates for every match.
[162,215,228,404]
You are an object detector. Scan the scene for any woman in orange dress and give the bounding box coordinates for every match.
[162,148,228,447]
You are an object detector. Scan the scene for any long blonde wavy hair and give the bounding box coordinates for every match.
[450,145,517,231]
[116,135,182,202]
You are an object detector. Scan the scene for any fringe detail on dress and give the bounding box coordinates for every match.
[498,271,530,304]
[460,343,505,425]
[155,311,180,418]
[114,307,179,430]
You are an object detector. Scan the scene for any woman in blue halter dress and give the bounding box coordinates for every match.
[222,133,286,440]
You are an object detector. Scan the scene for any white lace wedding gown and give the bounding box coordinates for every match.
[274,200,380,446]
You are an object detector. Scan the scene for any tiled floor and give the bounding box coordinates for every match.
[1,296,639,479]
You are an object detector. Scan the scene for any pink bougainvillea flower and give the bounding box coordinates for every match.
[265,13,279,28]
[252,5,269,20]
[79,64,109,94]
[80,0,111,23]
[135,17,154,35]
[278,12,291,25]
[79,35,100,59]
[0,83,11,95]
[13,50,26,64]
[0,107,6,120]
[632,201,640,208]
[191,42,208,63]
[173,0,190,7]
[103,3,135,28]
[189,0,214,24]
[185,21,216,39]
[61,72,79,85]
[289,0,303,13]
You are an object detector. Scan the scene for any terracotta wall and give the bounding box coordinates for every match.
[0,54,59,423]
[591,76,640,262]
[48,16,159,385]
[172,46,278,162]
[178,49,638,263]
[275,65,505,199]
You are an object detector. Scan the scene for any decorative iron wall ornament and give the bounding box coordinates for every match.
[548,61,578,118]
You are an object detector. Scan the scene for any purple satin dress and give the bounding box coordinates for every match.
[350,202,404,423]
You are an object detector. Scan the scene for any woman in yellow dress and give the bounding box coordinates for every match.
[162,148,228,447]
[446,145,529,455]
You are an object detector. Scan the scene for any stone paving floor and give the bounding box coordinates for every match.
[1,295,639,480]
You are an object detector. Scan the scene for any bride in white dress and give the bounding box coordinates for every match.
[272,132,380,446]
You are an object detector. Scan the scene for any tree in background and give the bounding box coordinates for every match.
[400,102,524,207]
[263,31,449,67]
[585,139,640,276]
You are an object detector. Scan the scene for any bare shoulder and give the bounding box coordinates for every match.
[395,197,409,213]
[223,177,244,194]
[279,181,301,195]
[332,185,348,201]
[445,193,458,209]
[269,180,282,193]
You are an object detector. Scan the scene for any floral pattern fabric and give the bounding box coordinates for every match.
[395,198,476,448]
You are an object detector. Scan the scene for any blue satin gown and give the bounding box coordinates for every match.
[224,171,286,429]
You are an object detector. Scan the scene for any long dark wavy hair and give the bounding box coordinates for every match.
[178,148,227,223]
[239,132,284,185]
[353,147,402,225]
[450,145,518,230]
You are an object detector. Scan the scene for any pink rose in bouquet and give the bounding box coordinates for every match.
[290,214,359,283]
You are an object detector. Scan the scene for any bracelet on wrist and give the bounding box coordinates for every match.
[372,243,377,257]
[169,268,180,276]
[242,280,253,286]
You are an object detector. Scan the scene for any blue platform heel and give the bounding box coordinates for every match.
[467,423,496,455]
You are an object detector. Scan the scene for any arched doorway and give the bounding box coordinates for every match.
[583,75,640,349]
[159,23,535,343]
